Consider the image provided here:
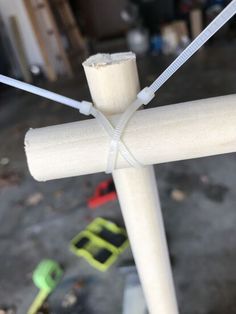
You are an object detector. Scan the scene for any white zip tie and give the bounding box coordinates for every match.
[106,90,155,173]
[0,74,88,113]
[105,0,236,173]
[0,74,140,169]
[149,0,236,94]
[91,107,142,172]
[1,0,236,174]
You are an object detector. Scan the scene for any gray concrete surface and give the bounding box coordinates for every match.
[0,43,236,313]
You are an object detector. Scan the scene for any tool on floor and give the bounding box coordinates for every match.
[87,179,117,209]
[27,259,63,314]
[70,218,129,271]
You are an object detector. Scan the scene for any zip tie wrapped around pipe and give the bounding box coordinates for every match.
[91,107,142,169]
[106,88,155,173]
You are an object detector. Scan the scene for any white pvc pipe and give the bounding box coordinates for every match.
[113,166,179,314]
[25,93,236,181]
[83,52,179,314]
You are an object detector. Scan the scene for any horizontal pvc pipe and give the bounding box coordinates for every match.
[25,94,236,181]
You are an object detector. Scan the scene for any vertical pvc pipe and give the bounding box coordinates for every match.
[83,52,179,314]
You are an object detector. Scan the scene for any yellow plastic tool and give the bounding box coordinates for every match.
[70,218,129,271]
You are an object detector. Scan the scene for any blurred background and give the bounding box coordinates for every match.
[0,0,236,313]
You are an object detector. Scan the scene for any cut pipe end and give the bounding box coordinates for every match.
[82,52,136,68]
[82,52,140,115]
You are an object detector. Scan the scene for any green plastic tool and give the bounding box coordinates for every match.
[27,259,63,314]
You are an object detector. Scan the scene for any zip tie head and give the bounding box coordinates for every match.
[137,87,155,105]
[79,101,93,115]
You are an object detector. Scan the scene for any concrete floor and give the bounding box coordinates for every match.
[1,43,236,313]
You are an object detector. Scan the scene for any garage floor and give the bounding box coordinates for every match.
[1,43,236,314]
